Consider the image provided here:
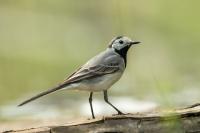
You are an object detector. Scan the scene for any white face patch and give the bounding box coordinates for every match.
[112,36,133,50]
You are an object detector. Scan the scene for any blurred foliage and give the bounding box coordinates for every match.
[0,0,200,107]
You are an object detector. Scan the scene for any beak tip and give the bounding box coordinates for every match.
[131,41,141,45]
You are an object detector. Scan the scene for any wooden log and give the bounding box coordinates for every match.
[2,105,200,133]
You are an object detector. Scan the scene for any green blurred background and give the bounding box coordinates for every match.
[0,0,200,120]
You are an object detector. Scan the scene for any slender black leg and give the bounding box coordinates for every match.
[103,90,124,115]
[89,92,95,119]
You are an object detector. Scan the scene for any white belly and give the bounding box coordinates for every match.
[67,72,123,92]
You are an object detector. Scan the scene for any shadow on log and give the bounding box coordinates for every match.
[2,104,200,133]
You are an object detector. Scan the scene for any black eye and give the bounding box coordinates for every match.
[119,40,124,44]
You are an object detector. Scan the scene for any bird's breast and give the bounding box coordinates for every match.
[70,71,123,92]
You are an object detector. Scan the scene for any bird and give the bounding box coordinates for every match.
[18,36,140,119]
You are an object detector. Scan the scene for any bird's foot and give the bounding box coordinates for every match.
[112,111,125,116]
[87,117,95,120]
[118,111,125,115]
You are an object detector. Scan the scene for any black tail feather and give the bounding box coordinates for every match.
[18,83,67,107]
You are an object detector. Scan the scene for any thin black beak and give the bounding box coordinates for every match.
[130,41,141,45]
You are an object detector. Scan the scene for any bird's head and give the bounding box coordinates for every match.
[108,36,140,51]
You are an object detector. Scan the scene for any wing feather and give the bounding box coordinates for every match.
[18,64,120,106]
[63,64,120,84]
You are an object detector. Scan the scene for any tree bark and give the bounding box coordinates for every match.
[2,105,200,133]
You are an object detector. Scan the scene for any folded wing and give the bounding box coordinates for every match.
[18,64,119,106]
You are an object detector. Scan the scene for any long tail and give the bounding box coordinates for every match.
[18,83,68,107]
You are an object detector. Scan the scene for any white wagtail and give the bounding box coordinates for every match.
[18,36,140,119]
